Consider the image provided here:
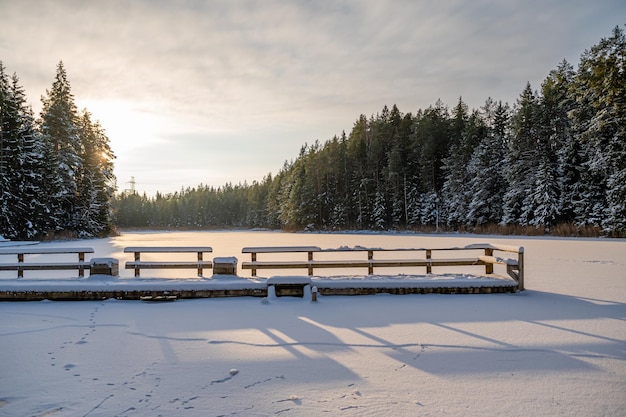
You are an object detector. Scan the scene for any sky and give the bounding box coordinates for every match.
[1,1,624,195]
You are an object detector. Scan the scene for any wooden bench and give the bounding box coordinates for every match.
[0,247,94,278]
[124,246,213,277]
[241,244,525,290]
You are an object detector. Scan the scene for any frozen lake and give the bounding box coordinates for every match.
[1,231,625,416]
[2,229,624,285]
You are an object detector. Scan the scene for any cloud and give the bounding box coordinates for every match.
[2,0,624,193]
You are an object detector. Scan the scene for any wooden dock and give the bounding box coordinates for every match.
[0,243,523,300]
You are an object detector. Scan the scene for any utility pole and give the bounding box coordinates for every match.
[126,176,136,194]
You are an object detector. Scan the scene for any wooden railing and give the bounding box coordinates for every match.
[242,244,524,290]
[0,247,94,278]
[124,246,213,277]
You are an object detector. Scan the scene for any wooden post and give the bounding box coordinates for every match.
[308,251,314,276]
[368,250,373,275]
[484,248,493,274]
[251,252,257,276]
[518,247,525,291]
[426,250,432,274]
[17,253,24,278]
[197,251,203,276]
[134,251,141,277]
[79,252,86,277]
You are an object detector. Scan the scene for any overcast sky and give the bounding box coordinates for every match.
[1,1,623,195]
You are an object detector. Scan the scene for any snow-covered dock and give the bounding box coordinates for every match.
[0,243,522,300]
[0,272,518,301]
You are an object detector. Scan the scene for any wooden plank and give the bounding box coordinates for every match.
[370,259,429,267]
[243,258,485,271]
[241,261,314,269]
[241,246,321,253]
[428,258,482,266]
[123,247,212,253]
[125,261,213,269]
[0,262,91,270]
[123,247,214,277]
[314,245,524,254]
[0,247,94,255]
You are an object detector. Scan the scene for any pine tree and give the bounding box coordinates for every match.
[0,62,22,238]
[0,64,50,238]
[372,186,387,230]
[74,110,116,237]
[466,101,508,226]
[571,26,626,234]
[524,62,576,230]
[502,83,540,226]
[419,191,440,228]
[39,61,83,231]
[406,186,422,227]
[528,156,560,230]
[442,99,486,227]
[537,60,579,224]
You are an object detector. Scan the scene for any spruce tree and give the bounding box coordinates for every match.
[0,64,50,238]
[466,100,508,226]
[0,62,22,238]
[571,26,626,234]
[74,110,116,237]
[524,62,576,230]
[39,61,83,232]
[502,83,540,226]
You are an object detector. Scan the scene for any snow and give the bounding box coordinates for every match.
[267,276,312,285]
[1,231,625,416]
[213,256,238,264]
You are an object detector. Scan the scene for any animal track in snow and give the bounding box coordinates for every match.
[244,375,285,389]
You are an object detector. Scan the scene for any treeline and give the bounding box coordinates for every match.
[116,26,623,236]
[0,61,116,239]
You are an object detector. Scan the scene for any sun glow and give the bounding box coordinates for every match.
[77,99,171,154]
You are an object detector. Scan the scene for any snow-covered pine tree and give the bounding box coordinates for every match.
[441,98,469,227]
[0,62,23,238]
[571,26,626,234]
[386,141,406,227]
[604,169,626,235]
[39,61,83,232]
[74,110,116,237]
[372,186,387,230]
[10,74,52,238]
[466,100,509,226]
[528,156,560,230]
[405,185,422,227]
[502,83,540,226]
[536,60,579,225]
[0,64,51,239]
[419,191,441,228]
[525,62,576,231]
[442,99,486,228]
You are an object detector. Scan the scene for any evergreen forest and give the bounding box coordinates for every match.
[115,27,625,237]
[0,61,116,239]
[1,27,624,239]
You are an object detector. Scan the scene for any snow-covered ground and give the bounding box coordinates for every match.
[1,231,625,416]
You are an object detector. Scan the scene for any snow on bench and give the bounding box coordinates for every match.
[0,247,94,278]
[124,246,213,277]
[241,244,525,290]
